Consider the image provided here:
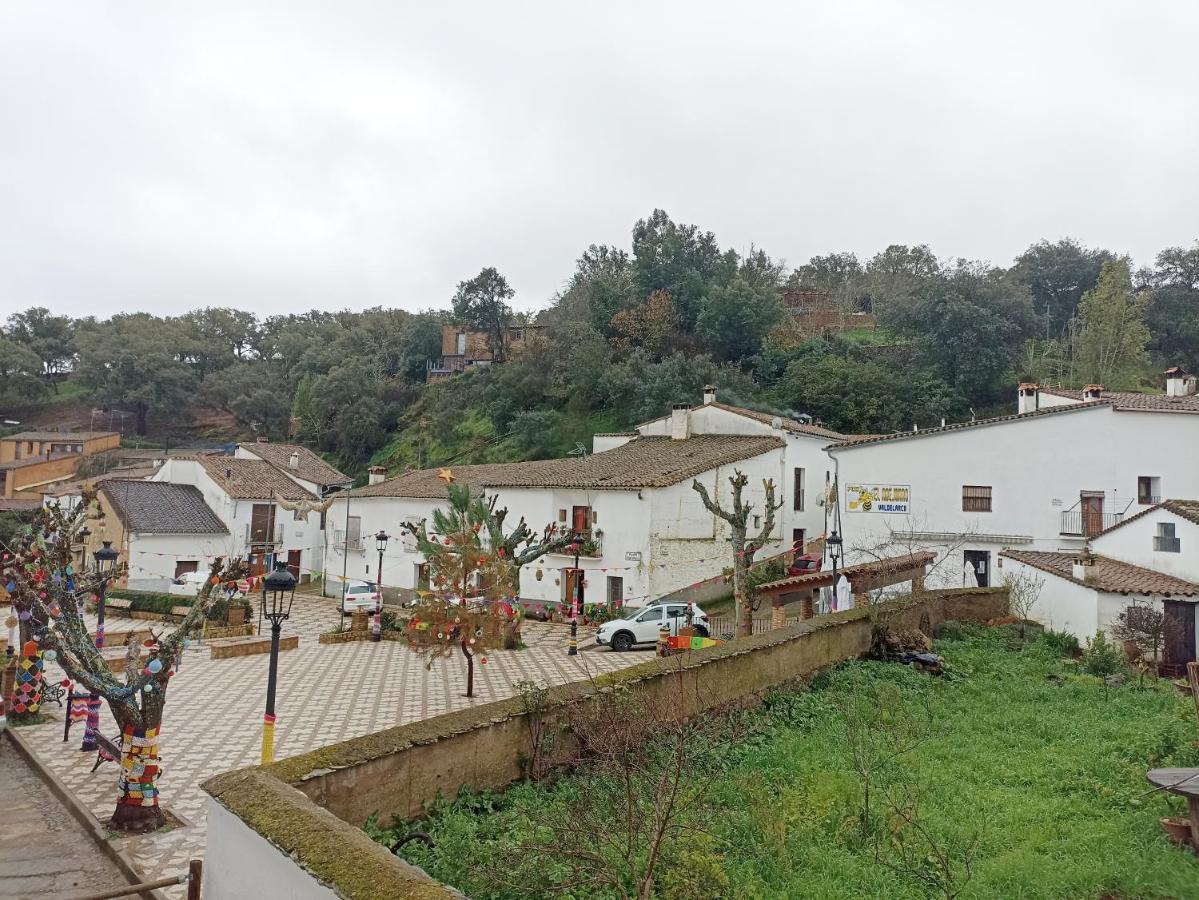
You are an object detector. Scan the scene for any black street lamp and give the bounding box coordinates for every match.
[827,530,843,612]
[82,540,119,752]
[567,536,582,656]
[373,530,390,642]
[260,559,297,765]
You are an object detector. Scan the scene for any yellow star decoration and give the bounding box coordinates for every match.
[437,468,455,484]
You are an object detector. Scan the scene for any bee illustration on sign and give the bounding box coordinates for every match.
[846,483,911,514]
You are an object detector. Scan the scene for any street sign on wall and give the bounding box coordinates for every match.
[846,483,911,514]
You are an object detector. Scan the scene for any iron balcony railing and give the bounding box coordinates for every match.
[1060,510,1127,537]
[245,524,284,548]
[548,525,603,558]
[332,529,364,551]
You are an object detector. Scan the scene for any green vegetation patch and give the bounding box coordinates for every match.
[372,626,1199,899]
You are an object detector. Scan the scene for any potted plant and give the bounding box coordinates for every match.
[1161,816,1193,846]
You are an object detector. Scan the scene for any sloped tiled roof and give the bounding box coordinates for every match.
[238,443,352,488]
[703,402,850,441]
[1041,388,1199,413]
[1,430,118,442]
[1000,550,1199,597]
[1097,499,1199,538]
[758,552,936,594]
[44,465,158,498]
[829,401,1109,450]
[197,457,318,501]
[347,435,785,499]
[101,481,228,534]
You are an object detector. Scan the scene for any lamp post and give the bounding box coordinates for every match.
[567,537,581,656]
[373,530,390,642]
[260,559,297,765]
[827,530,843,612]
[82,540,119,752]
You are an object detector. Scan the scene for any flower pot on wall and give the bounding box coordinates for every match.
[1161,816,1193,847]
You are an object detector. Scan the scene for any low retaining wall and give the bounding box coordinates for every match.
[201,587,1005,899]
[209,634,300,660]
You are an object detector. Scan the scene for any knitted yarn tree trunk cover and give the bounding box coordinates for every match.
[10,641,43,722]
[111,724,165,830]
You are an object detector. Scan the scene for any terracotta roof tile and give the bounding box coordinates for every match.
[829,401,1109,450]
[238,443,352,488]
[758,552,935,594]
[1095,499,1199,537]
[347,435,785,499]
[1000,550,1199,597]
[101,481,228,534]
[1,430,119,442]
[1041,388,1199,413]
[197,457,318,501]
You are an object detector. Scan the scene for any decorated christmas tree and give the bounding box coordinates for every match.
[1,497,245,831]
[404,476,569,697]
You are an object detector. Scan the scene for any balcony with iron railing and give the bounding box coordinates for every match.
[332,529,364,552]
[547,525,604,559]
[1059,493,1135,538]
[245,524,284,549]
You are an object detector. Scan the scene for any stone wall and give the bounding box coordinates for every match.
[202,587,1006,899]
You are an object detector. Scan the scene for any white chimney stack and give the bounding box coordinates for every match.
[289,451,300,470]
[702,384,717,405]
[1165,366,1196,397]
[1072,554,1098,584]
[670,404,690,440]
[1082,384,1104,401]
[368,465,386,486]
[1017,382,1039,414]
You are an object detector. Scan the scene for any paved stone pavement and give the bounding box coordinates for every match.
[0,739,130,898]
[11,593,647,897]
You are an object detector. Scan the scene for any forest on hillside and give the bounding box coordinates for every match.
[3,209,1198,477]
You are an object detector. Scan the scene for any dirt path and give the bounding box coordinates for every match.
[0,738,130,898]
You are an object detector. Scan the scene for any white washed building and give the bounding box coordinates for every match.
[828,372,1199,590]
[1000,499,1199,666]
[322,390,848,609]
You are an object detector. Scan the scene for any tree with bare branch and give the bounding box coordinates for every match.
[692,469,781,637]
[1,498,245,831]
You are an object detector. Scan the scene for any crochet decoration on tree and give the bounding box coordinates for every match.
[403,477,570,698]
[0,496,247,832]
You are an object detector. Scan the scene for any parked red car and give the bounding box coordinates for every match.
[786,553,823,578]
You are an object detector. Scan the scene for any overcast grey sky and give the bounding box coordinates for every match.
[2,2,1197,319]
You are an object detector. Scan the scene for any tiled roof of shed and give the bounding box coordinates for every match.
[101,481,228,534]
[1000,550,1199,597]
[757,552,936,594]
[197,457,318,501]
[1097,499,1199,537]
[1,430,118,442]
[346,435,785,499]
[1041,388,1199,413]
[238,443,352,487]
[829,401,1109,450]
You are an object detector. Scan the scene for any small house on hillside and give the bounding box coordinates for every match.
[0,430,120,503]
[426,324,542,381]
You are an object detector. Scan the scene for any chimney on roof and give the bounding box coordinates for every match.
[1017,382,1040,415]
[1165,366,1196,397]
[702,385,717,405]
[368,465,386,486]
[1072,549,1098,584]
[288,451,300,470]
[670,404,690,441]
[1082,384,1104,401]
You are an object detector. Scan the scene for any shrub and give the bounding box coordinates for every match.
[1040,628,1081,657]
[106,589,192,616]
[1082,631,1125,678]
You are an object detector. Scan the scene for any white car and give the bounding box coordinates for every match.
[595,602,710,652]
[342,582,382,616]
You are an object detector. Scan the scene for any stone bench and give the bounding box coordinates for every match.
[209,634,299,660]
[105,598,133,611]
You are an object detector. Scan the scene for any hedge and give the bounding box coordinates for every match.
[106,589,193,616]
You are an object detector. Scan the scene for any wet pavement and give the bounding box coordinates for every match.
[0,738,130,898]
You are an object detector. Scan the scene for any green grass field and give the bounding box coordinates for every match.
[374,627,1199,899]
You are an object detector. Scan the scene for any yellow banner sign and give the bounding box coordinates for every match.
[846,484,911,514]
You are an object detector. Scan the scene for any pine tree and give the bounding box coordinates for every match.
[403,479,569,697]
[1073,259,1152,388]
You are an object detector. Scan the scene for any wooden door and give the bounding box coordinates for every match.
[1164,600,1197,674]
[287,550,302,580]
[250,503,276,546]
[1081,493,1105,538]
[572,506,590,536]
[564,568,585,613]
[173,560,198,579]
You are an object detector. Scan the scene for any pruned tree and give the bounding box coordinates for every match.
[692,469,781,637]
[402,479,567,696]
[0,498,246,831]
[1111,601,1177,682]
[1002,566,1045,641]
